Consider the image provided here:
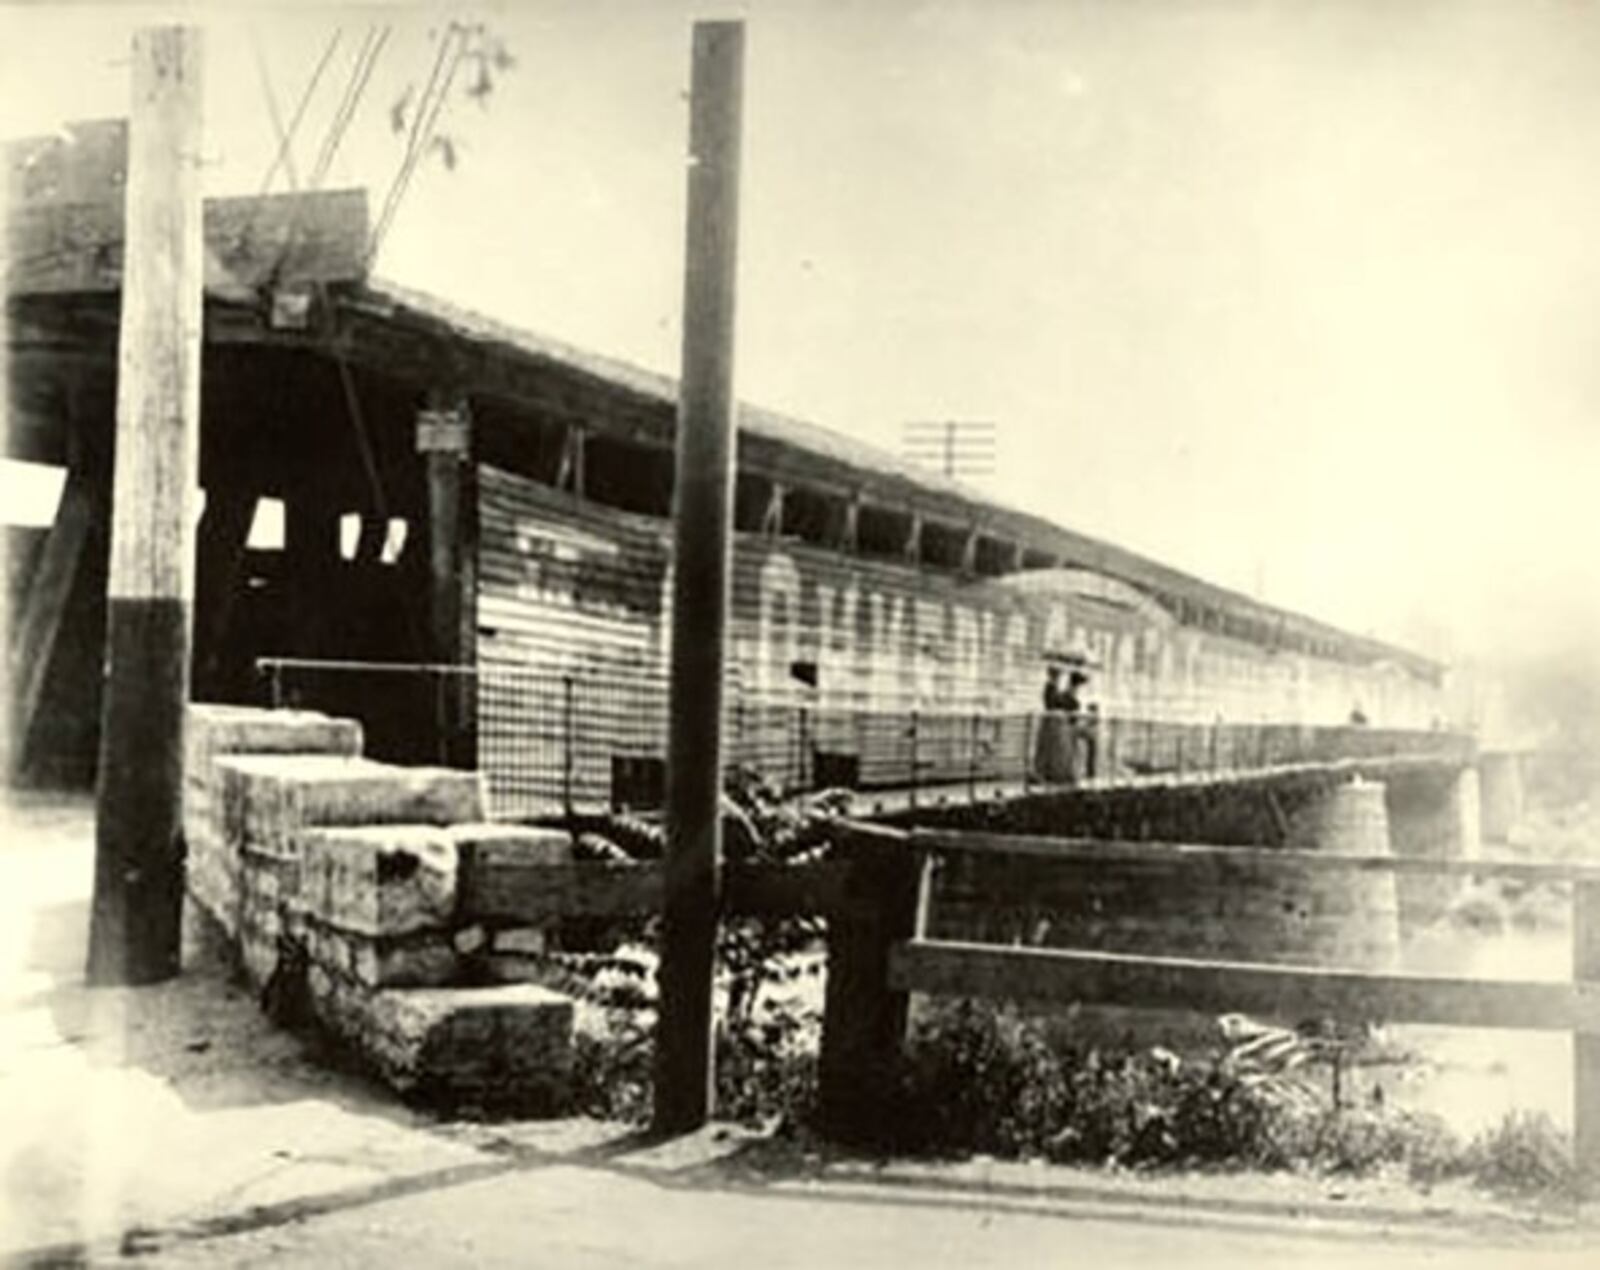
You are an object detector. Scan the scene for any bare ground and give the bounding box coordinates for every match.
[2,792,1595,1268]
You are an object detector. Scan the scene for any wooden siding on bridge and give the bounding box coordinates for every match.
[475,465,1446,813]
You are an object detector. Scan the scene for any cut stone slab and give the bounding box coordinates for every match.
[307,968,574,1114]
[187,703,365,769]
[304,918,459,989]
[183,705,364,938]
[299,824,461,937]
[219,755,486,862]
[454,825,573,925]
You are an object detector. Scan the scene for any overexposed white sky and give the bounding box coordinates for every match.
[3,0,1597,667]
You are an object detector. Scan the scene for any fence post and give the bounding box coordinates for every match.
[908,708,919,812]
[798,703,810,793]
[562,673,576,820]
[1575,880,1600,1179]
[818,827,930,1146]
[1022,711,1034,793]
[433,668,449,766]
[968,711,979,804]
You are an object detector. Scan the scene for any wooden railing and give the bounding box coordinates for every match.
[453,822,1600,1167]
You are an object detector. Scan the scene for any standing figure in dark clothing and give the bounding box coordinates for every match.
[1066,670,1095,780]
[1043,665,1072,713]
[1063,670,1087,717]
[1035,663,1075,782]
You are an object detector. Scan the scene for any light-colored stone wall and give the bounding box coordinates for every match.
[184,703,576,1112]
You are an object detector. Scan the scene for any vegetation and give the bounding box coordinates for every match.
[541,767,836,1128]
[515,769,1586,1203]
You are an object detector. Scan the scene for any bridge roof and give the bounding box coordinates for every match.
[354,278,1443,680]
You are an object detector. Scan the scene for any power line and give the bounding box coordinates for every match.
[256,27,343,198]
[367,23,465,264]
[244,20,424,656]
[308,24,391,192]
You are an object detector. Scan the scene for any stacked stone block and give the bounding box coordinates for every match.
[295,821,576,1111]
[183,703,577,1113]
[216,754,484,991]
[184,704,363,942]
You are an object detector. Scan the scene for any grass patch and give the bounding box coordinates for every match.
[565,995,1584,1202]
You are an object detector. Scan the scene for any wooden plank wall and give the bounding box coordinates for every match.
[475,464,1446,814]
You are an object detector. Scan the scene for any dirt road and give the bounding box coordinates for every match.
[2,792,1594,1268]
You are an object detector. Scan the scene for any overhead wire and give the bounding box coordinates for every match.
[366,22,465,265]
[308,24,391,193]
[246,22,426,657]
[256,27,343,198]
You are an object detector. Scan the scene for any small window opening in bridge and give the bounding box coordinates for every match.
[856,503,906,558]
[583,435,673,517]
[974,535,1014,577]
[920,520,966,570]
[247,497,285,551]
[380,518,408,565]
[475,401,565,487]
[339,512,361,561]
[779,486,833,546]
[734,472,771,533]
[0,459,65,527]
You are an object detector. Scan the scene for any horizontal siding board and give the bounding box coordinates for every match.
[475,465,1451,811]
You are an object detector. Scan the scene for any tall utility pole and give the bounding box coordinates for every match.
[654,19,745,1135]
[87,26,205,985]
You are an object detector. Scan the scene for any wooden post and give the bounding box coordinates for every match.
[192,488,256,697]
[1575,881,1600,1180]
[818,829,930,1145]
[87,27,204,985]
[653,19,745,1136]
[283,485,337,659]
[417,399,477,769]
[9,394,104,762]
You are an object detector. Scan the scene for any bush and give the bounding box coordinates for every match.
[883,1000,1471,1181]
[566,999,817,1130]
[1462,1111,1582,1199]
[551,767,835,1130]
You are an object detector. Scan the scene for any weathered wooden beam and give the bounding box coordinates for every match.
[353,511,387,563]
[418,398,477,768]
[88,27,204,987]
[283,486,339,660]
[6,119,130,206]
[8,463,99,755]
[903,511,923,563]
[6,188,369,298]
[554,423,586,495]
[193,489,258,692]
[889,940,1597,1034]
[760,481,785,537]
[960,524,979,575]
[907,828,1600,883]
[457,858,852,925]
[817,835,931,1144]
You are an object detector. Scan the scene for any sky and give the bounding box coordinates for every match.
[3,0,1597,672]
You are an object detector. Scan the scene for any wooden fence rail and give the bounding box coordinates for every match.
[454,819,1600,1168]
